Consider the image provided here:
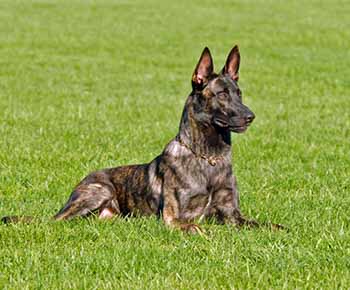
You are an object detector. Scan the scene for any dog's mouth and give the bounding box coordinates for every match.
[213,117,229,128]
[229,125,248,133]
[213,117,250,133]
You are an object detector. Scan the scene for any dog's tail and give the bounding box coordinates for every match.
[1,216,36,224]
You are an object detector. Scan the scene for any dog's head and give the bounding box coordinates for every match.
[191,46,255,133]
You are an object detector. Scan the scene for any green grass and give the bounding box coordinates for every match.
[0,0,349,288]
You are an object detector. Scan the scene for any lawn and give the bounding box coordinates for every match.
[0,0,349,289]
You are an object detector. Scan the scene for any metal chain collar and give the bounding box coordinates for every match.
[178,138,223,166]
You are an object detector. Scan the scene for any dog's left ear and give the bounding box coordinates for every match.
[192,47,214,89]
[221,45,240,81]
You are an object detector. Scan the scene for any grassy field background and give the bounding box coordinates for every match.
[0,0,349,288]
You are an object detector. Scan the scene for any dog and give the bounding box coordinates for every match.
[2,45,283,233]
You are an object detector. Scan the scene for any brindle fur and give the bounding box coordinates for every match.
[2,46,283,233]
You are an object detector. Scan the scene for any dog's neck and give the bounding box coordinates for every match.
[177,95,231,157]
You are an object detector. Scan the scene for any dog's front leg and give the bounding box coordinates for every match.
[213,185,285,230]
[162,180,204,235]
[213,184,259,228]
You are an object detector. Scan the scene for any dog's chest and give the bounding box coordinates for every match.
[165,141,232,219]
[166,140,231,186]
[179,158,229,194]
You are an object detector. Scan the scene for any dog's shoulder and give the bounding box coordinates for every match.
[163,139,191,159]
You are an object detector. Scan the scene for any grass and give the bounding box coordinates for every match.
[0,0,349,288]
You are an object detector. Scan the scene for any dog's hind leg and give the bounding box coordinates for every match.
[54,182,119,221]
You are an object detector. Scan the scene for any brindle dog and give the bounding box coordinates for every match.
[2,46,282,233]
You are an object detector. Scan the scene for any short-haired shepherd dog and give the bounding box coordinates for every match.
[2,46,283,233]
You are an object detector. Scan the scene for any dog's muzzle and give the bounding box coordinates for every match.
[229,113,255,133]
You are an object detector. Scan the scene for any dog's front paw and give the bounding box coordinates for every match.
[180,223,204,235]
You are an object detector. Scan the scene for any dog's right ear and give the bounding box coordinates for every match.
[192,47,213,89]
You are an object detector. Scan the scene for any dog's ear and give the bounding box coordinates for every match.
[192,47,213,89]
[221,45,240,81]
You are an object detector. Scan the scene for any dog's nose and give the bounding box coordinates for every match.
[245,113,255,123]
